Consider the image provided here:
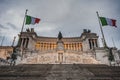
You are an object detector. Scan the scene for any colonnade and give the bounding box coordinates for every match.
[35,42,56,50]
[64,43,83,51]
[35,42,83,51]
[20,38,29,48]
[88,39,98,49]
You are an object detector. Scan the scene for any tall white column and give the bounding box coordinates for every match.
[93,39,96,47]
[68,44,70,50]
[20,38,24,48]
[90,39,93,49]
[80,43,83,51]
[95,39,98,47]
[24,38,27,48]
[73,43,75,51]
[79,43,81,51]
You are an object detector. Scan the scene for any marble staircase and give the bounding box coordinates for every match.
[0,64,120,80]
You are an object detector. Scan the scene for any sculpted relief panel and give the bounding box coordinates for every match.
[22,52,99,64]
[27,57,38,64]
[65,54,99,64]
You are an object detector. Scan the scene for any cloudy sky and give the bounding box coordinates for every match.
[0,0,120,49]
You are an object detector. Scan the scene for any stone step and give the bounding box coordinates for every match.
[0,77,120,80]
[0,64,120,80]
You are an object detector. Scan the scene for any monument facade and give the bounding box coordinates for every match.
[16,28,120,65]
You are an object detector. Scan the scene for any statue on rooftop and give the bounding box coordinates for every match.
[58,31,63,40]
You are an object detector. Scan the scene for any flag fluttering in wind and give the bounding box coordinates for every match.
[99,17,117,27]
[25,15,40,25]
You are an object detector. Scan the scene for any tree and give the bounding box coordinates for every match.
[108,48,114,61]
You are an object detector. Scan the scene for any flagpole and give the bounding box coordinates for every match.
[96,11,107,48]
[21,9,28,33]
[11,36,16,47]
[20,9,28,60]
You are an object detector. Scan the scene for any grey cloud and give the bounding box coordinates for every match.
[6,23,18,30]
[0,0,120,49]
[0,24,9,29]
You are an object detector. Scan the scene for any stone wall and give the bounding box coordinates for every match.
[20,51,100,64]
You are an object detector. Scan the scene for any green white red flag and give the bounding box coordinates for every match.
[99,17,117,27]
[25,15,40,25]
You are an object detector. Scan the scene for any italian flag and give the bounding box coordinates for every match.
[25,15,40,25]
[99,17,117,27]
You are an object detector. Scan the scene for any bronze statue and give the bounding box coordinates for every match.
[58,31,63,40]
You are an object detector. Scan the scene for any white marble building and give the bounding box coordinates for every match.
[16,28,120,65]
